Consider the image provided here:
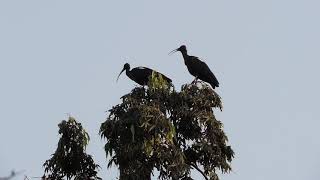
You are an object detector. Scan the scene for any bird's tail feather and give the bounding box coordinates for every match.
[210,83,219,89]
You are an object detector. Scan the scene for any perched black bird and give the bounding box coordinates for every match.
[169,45,219,89]
[117,63,172,86]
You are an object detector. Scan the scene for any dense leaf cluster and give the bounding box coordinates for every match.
[100,78,234,180]
[43,117,101,180]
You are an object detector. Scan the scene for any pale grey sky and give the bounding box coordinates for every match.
[0,1,319,180]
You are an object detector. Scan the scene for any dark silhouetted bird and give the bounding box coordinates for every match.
[169,45,219,89]
[117,63,172,86]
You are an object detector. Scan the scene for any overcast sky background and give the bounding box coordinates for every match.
[0,1,319,180]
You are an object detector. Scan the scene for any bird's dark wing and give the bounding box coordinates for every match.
[190,56,219,88]
[130,67,153,85]
[139,66,172,83]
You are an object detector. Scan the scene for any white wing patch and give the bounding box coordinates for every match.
[137,66,147,70]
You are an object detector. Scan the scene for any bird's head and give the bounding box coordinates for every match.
[169,45,187,55]
[123,63,130,70]
[117,63,130,82]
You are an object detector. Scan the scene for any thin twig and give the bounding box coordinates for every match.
[189,163,208,180]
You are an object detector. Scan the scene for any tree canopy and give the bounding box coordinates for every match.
[100,76,234,180]
[43,117,101,180]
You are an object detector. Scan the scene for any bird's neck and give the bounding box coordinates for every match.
[181,51,189,63]
[125,68,130,76]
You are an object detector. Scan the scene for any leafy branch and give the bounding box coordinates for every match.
[100,75,234,180]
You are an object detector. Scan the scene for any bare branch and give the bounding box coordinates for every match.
[189,163,208,180]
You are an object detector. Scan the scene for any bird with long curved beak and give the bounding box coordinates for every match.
[169,45,220,89]
[116,63,172,86]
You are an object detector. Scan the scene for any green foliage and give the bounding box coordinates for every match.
[43,116,101,180]
[100,75,234,180]
[148,71,172,90]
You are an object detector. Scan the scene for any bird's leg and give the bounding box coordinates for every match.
[191,77,198,84]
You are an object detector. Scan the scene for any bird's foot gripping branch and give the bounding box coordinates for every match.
[100,76,234,180]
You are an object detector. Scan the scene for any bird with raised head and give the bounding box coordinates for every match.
[169,45,219,89]
[117,63,172,86]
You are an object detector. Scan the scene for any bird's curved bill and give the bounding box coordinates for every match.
[116,68,125,82]
[168,48,178,55]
